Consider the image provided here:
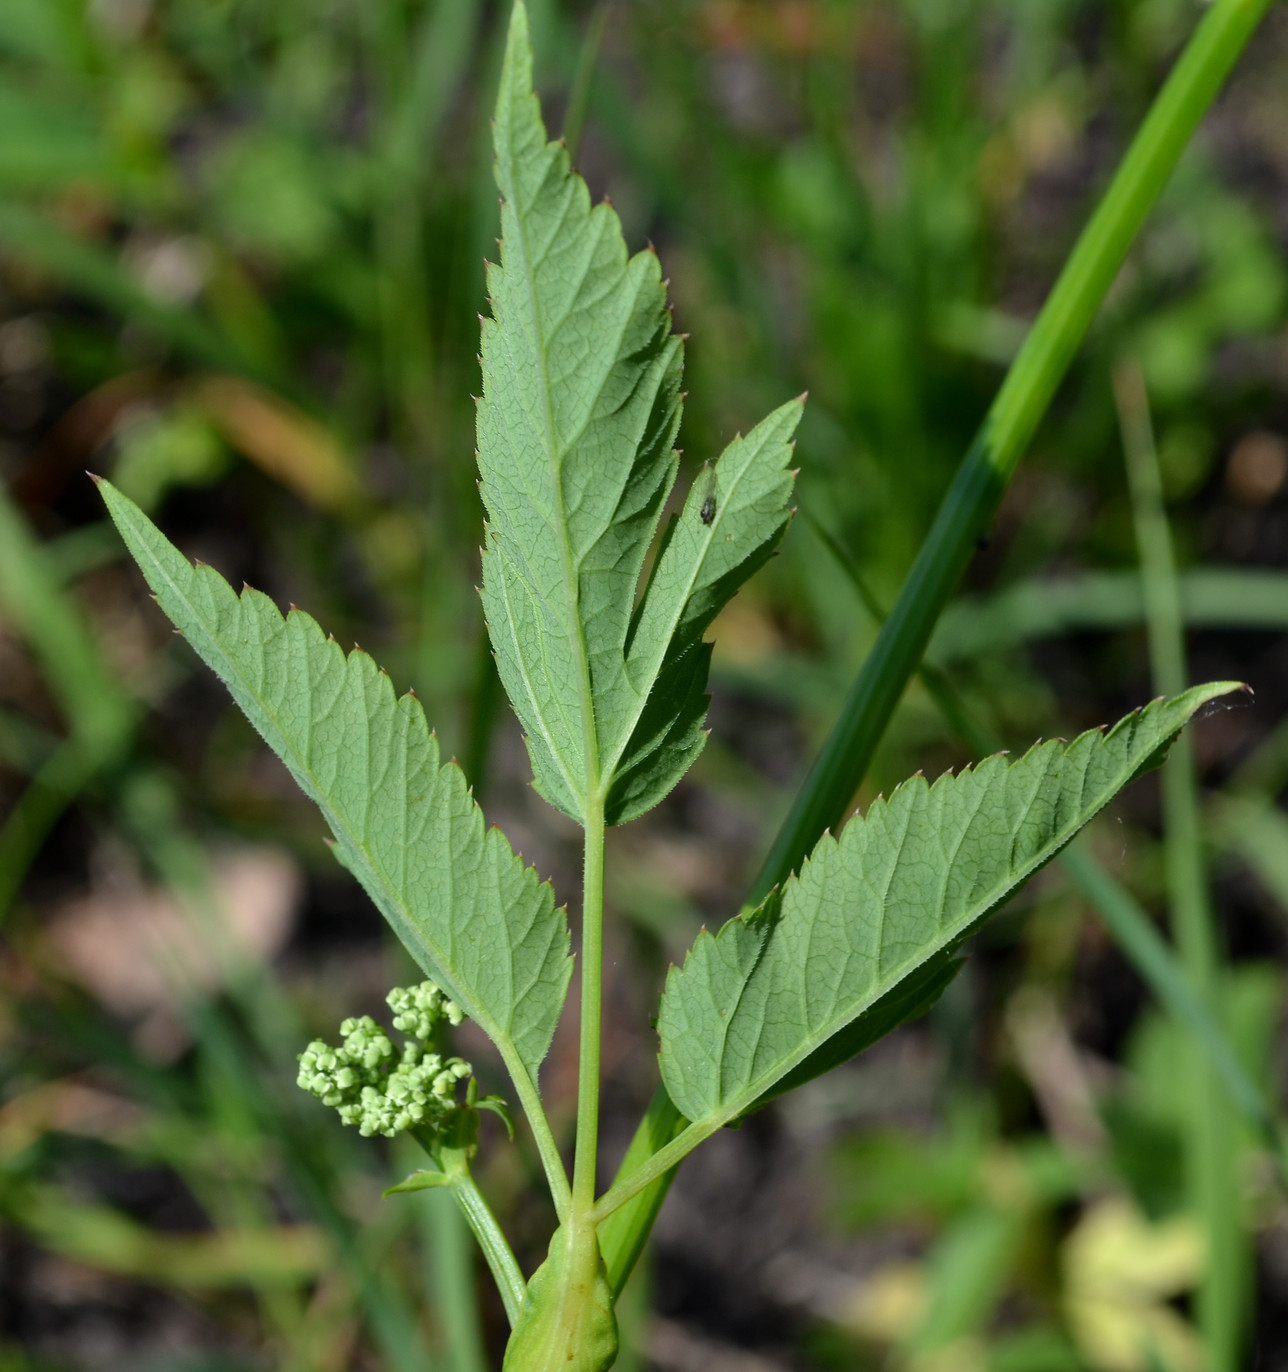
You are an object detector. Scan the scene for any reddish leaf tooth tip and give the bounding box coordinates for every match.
[87,470,103,484]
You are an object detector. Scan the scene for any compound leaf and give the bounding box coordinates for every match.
[97,479,572,1095]
[658,684,1243,1125]
[478,2,800,827]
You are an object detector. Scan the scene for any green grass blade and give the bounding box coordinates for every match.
[0,485,135,763]
[96,478,574,1214]
[1213,795,1288,916]
[750,0,1271,904]
[561,3,607,162]
[930,567,1288,663]
[1059,841,1279,1152]
[0,484,138,919]
[1117,361,1245,1370]
[421,1188,490,1372]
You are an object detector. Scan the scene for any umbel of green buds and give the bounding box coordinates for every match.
[297,981,471,1139]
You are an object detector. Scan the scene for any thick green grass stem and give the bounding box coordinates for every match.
[750,0,1271,906]
[1117,361,1245,1371]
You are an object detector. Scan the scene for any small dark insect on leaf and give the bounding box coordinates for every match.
[700,495,716,525]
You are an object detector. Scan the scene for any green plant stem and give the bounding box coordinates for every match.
[574,795,607,1216]
[749,0,1271,907]
[502,1051,572,1224]
[416,1129,527,1327]
[448,1169,527,1327]
[1117,360,1244,1371]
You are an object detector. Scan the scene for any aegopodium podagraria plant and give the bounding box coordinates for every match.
[97,5,1245,1366]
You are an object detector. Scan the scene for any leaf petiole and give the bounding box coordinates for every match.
[593,1117,715,1223]
[574,794,608,1214]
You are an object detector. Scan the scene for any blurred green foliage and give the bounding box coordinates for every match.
[1,0,1286,1367]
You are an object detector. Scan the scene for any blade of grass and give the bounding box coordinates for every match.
[1116,358,1245,1371]
[750,0,1272,905]
[419,1184,490,1372]
[561,3,608,162]
[929,567,1288,663]
[0,484,138,918]
[0,485,135,761]
[1211,795,1288,917]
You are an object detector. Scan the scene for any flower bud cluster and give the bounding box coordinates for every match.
[388,980,464,1040]
[297,982,471,1139]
